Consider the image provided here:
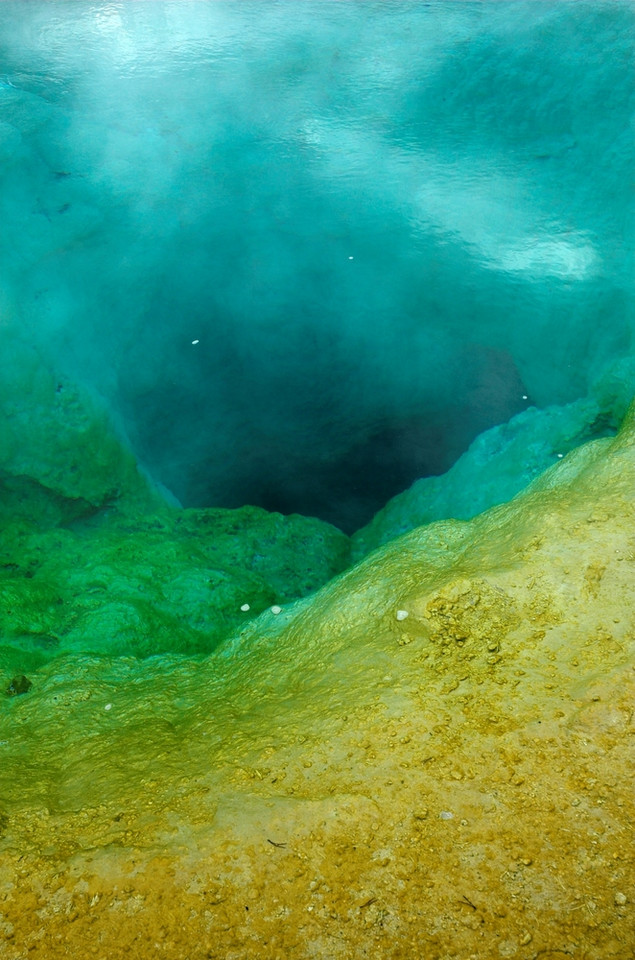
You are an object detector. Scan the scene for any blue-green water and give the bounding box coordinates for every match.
[0,0,633,534]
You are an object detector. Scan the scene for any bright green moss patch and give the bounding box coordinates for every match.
[0,506,350,662]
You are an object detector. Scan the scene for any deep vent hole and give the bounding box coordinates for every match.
[120,343,529,534]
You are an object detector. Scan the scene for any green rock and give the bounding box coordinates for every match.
[0,333,168,527]
[5,674,32,696]
[0,505,350,660]
[351,394,624,561]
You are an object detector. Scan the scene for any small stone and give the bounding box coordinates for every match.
[396,609,409,621]
[614,892,627,906]
[520,932,532,945]
[240,603,250,612]
[6,675,32,697]
[270,605,282,614]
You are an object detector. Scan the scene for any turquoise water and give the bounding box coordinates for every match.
[0,0,633,535]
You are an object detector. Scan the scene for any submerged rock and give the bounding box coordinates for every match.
[5,674,32,696]
[0,334,167,528]
[352,392,626,560]
[0,504,350,660]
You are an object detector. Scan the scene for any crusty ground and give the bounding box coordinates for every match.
[1,428,634,959]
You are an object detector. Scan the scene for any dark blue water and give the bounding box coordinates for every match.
[0,0,633,531]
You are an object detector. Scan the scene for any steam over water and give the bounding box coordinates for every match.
[0,0,633,531]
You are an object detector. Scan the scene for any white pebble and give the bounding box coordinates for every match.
[439,810,454,820]
[191,339,199,344]
[522,394,528,400]
[396,609,409,621]
[348,256,354,260]
[104,703,112,711]
[240,603,250,612]
[270,605,282,614]
[557,453,564,458]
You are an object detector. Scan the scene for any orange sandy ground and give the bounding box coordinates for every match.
[2,644,633,956]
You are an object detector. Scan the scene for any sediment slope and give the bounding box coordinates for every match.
[0,404,633,959]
